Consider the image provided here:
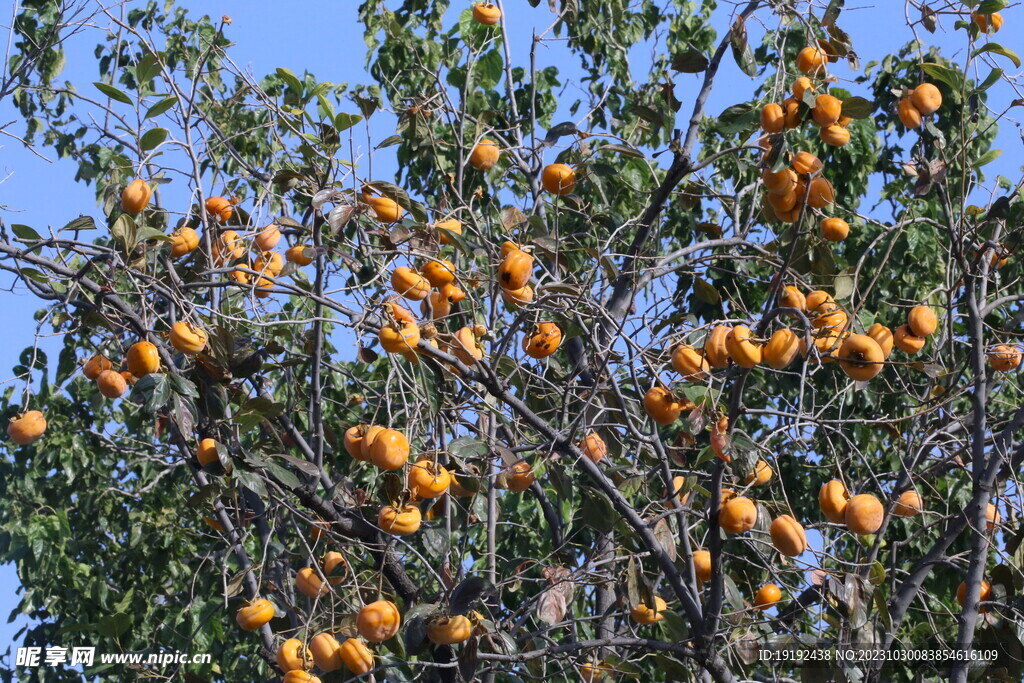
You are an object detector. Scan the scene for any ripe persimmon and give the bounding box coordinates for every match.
[754,584,782,610]
[435,218,463,244]
[867,323,895,359]
[427,615,474,644]
[505,460,535,492]
[541,163,577,195]
[820,124,851,147]
[391,267,430,301]
[361,189,404,223]
[422,259,456,288]
[170,227,199,258]
[629,596,668,625]
[770,514,807,556]
[725,325,762,368]
[7,410,47,445]
[368,428,410,470]
[846,493,884,534]
[791,151,823,175]
[796,46,828,75]
[806,177,835,208]
[898,98,922,128]
[704,325,732,368]
[760,103,785,133]
[254,224,281,251]
[644,386,682,425]
[763,167,798,196]
[820,217,849,242]
[127,341,160,377]
[956,579,991,611]
[379,321,421,354]
[805,290,837,315]
[470,139,501,170]
[973,11,1003,33]
[235,599,275,630]
[672,344,710,380]
[693,549,712,582]
[778,286,806,312]
[522,322,562,359]
[83,354,113,380]
[838,334,885,381]
[286,244,315,266]
[296,567,328,599]
[378,504,421,536]
[910,83,942,115]
[764,328,800,369]
[409,459,451,498]
[986,502,1000,532]
[811,94,842,127]
[472,2,502,25]
[96,369,128,398]
[309,633,343,671]
[719,496,757,533]
[907,305,938,337]
[819,479,849,523]
[893,324,926,354]
[338,638,374,675]
[170,321,208,355]
[206,196,233,223]
[357,600,402,642]
[498,249,533,290]
[893,490,923,517]
[781,97,802,129]
[276,638,312,673]
[322,551,346,585]
[254,250,284,277]
[580,432,607,463]
[792,77,815,100]
[988,345,1022,372]
[120,178,152,214]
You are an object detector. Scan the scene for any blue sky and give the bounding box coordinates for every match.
[1,0,1018,662]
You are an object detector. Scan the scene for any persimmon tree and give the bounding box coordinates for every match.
[1,1,1023,682]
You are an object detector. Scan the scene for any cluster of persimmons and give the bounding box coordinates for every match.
[3,7,1022,680]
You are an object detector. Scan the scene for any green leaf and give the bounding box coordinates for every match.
[976,68,1003,92]
[11,224,41,241]
[146,374,170,413]
[375,134,402,149]
[167,373,199,398]
[599,143,645,159]
[134,53,161,85]
[919,64,964,100]
[840,96,873,119]
[94,82,133,105]
[97,612,131,638]
[977,0,1007,12]
[973,148,1001,168]
[144,96,177,119]
[671,49,709,73]
[140,127,168,151]
[136,226,173,243]
[276,67,304,94]
[109,214,137,251]
[729,19,757,78]
[61,216,96,233]
[335,112,363,132]
[475,50,504,90]
[693,277,721,305]
[972,43,1021,68]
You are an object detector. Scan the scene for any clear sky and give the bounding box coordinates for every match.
[0,0,1017,661]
